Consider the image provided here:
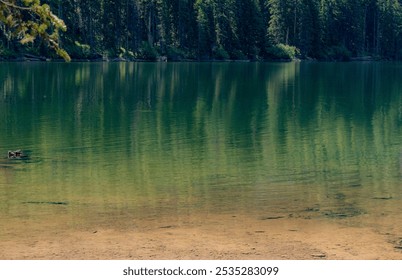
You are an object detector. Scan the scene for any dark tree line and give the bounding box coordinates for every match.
[1,0,402,60]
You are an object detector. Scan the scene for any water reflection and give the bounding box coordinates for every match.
[0,62,401,227]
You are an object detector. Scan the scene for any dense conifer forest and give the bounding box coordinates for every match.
[1,0,402,61]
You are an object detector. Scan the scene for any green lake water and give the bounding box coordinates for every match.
[0,62,401,235]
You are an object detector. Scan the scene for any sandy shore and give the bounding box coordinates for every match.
[1,211,402,260]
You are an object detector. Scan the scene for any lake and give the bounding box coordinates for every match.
[0,61,401,258]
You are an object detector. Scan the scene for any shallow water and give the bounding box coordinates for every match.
[0,61,401,240]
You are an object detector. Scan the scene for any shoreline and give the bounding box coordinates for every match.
[1,212,401,260]
[0,55,292,63]
[0,54,387,63]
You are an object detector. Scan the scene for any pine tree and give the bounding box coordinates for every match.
[0,0,70,60]
[237,0,264,59]
[1,0,402,60]
[297,0,320,57]
[194,0,215,58]
[376,0,402,58]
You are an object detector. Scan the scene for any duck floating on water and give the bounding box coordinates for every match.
[8,150,29,159]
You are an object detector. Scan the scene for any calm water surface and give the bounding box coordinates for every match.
[0,62,401,234]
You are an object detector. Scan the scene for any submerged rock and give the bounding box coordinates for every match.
[22,201,68,205]
[322,206,365,219]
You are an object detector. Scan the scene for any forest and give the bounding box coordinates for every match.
[1,0,402,61]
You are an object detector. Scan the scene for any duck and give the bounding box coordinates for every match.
[8,150,28,159]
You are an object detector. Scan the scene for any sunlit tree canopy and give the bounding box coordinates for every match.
[0,0,70,61]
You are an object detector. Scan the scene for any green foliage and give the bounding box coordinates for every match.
[0,41,16,58]
[267,0,286,45]
[0,0,70,61]
[119,47,135,60]
[138,41,159,60]
[324,45,352,61]
[73,41,91,58]
[166,46,186,61]
[1,0,402,61]
[194,0,214,58]
[213,46,230,60]
[267,44,299,60]
[230,49,248,60]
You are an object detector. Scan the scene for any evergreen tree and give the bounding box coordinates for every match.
[297,0,320,57]
[376,0,402,58]
[194,0,215,58]
[0,0,70,60]
[237,0,264,59]
[1,0,402,60]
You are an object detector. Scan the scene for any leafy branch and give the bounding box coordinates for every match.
[0,0,70,61]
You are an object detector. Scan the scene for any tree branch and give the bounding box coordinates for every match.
[0,1,32,11]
